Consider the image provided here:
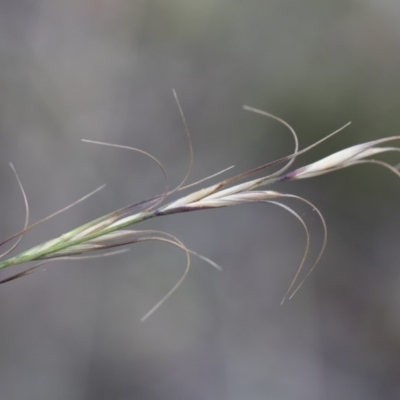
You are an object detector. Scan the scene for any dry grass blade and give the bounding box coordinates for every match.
[171,89,194,192]
[0,164,29,259]
[114,229,220,321]
[0,261,48,284]
[282,195,327,300]
[81,139,169,213]
[178,165,235,191]
[136,230,223,271]
[132,235,191,322]
[349,159,400,178]
[0,249,130,285]
[264,200,311,305]
[242,106,299,176]
[0,184,106,251]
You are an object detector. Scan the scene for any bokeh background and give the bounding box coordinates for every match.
[1,1,400,399]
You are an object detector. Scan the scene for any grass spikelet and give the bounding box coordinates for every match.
[0,93,399,319]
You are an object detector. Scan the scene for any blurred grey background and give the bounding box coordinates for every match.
[1,1,400,399]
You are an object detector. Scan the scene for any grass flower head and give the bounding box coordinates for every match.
[1,94,399,320]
